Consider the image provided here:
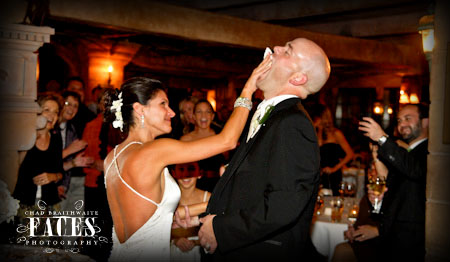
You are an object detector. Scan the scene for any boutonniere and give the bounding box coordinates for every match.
[258,105,274,125]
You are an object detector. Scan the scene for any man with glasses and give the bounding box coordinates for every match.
[58,91,93,211]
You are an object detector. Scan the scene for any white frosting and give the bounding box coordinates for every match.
[263,47,273,59]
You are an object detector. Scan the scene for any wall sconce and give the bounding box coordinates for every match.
[107,65,114,86]
[207,90,216,111]
[387,107,393,115]
[399,90,410,104]
[409,93,420,104]
[418,15,434,62]
[373,102,384,115]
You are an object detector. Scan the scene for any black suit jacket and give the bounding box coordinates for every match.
[206,98,320,261]
[377,138,428,261]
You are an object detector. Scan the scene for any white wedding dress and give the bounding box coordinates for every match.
[105,142,181,261]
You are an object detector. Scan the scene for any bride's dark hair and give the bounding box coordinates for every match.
[103,77,164,133]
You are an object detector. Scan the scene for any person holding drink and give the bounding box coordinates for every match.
[170,162,210,261]
[358,103,429,262]
[332,146,389,262]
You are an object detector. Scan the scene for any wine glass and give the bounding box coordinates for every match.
[368,177,386,213]
[345,182,356,197]
[338,181,346,197]
[330,197,344,222]
[315,195,324,215]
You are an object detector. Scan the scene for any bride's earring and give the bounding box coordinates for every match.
[141,114,145,128]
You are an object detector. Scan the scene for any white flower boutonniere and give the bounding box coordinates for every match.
[111,92,124,132]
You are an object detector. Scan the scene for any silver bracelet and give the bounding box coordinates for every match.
[234,97,252,111]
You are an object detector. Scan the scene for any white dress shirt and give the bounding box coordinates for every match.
[246,94,298,142]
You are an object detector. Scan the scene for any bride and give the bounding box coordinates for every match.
[103,56,271,261]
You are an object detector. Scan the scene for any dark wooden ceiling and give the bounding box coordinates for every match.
[40,0,432,90]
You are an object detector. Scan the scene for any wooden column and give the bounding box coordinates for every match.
[426,1,450,261]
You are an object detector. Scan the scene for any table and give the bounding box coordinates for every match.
[310,197,357,261]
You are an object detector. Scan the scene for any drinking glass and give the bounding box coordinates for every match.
[338,181,346,197]
[330,197,344,222]
[368,177,386,213]
[345,182,356,197]
[315,195,324,215]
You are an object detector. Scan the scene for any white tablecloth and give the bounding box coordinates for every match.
[311,197,356,261]
[311,220,347,261]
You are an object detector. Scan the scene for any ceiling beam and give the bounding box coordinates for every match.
[131,47,255,78]
[49,0,424,74]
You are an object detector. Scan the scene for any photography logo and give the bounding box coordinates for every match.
[15,200,107,253]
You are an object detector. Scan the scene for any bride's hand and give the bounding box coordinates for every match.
[240,55,272,98]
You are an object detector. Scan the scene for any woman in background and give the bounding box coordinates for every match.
[170,161,210,261]
[312,104,354,196]
[13,93,64,241]
[180,99,225,192]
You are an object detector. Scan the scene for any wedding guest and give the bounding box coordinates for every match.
[311,104,354,196]
[170,161,210,261]
[181,99,225,192]
[179,97,197,133]
[359,103,429,262]
[87,85,104,114]
[65,76,96,136]
[13,93,64,220]
[332,195,380,262]
[82,88,113,261]
[102,62,263,261]
[57,91,93,211]
[333,142,389,262]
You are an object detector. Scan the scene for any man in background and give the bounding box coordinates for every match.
[359,103,429,262]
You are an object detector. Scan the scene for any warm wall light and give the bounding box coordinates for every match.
[418,15,434,59]
[387,107,393,115]
[409,93,420,104]
[400,90,410,104]
[421,29,434,53]
[107,65,113,86]
[207,90,216,111]
[373,102,384,115]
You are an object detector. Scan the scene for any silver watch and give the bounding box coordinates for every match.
[377,135,389,146]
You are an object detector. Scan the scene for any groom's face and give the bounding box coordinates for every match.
[257,39,303,92]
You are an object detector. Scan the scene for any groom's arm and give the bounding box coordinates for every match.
[211,111,320,253]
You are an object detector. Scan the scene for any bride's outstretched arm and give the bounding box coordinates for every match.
[149,56,272,167]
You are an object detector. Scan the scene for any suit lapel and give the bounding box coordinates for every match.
[209,98,302,207]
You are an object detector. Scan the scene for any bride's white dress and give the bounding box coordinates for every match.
[105,142,181,261]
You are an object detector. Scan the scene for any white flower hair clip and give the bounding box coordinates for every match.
[111,92,124,132]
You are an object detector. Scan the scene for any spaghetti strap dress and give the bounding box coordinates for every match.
[105,142,181,261]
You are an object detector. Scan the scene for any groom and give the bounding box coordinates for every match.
[198,38,330,261]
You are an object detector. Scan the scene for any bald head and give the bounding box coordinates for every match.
[258,38,330,99]
[295,38,331,95]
